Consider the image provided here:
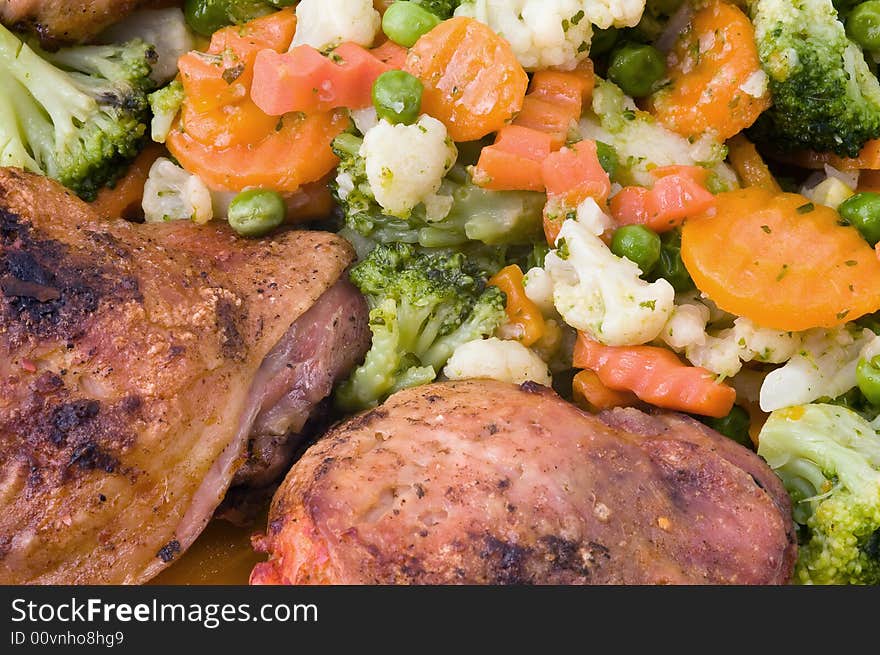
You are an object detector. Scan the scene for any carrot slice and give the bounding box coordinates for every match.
[681,187,880,331]
[542,140,610,206]
[89,143,164,220]
[167,110,349,192]
[611,167,715,233]
[488,265,545,346]
[572,369,638,412]
[573,333,735,418]
[473,125,552,192]
[404,16,528,142]
[648,0,769,140]
[251,42,391,115]
[371,39,408,68]
[167,9,346,192]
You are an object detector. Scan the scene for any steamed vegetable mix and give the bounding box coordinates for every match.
[18,0,880,585]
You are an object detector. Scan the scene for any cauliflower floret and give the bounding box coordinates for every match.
[760,326,878,412]
[291,0,380,51]
[142,158,213,224]
[360,115,457,218]
[350,106,379,135]
[660,303,801,378]
[523,266,556,316]
[444,337,553,386]
[455,0,592,71]
[544,217,674,346]
[660,302,710,351]
[580,79,737,188]
[685,329,743,379]
[456,0,644,71]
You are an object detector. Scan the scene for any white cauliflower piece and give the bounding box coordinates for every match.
[523,267,556,316]
[759,326,878,412]
[350,106,379,135]
[685,329,743,379]
[660,304,800,378]
[291,0,380,51]
[660,302,710,351]
[544,218,674,346]
[733,317,801,364]
[142,158,213,224]
[575,196,615,236]
[455,0,597,70]
[444,337,552,386]
[361,116,457,218]
[580,79,737,188]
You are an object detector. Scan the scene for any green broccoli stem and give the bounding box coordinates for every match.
[0,24,95,147]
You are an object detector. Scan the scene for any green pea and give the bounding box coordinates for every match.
[610,225,661,275]
[838,191,880,245]
[589,27,619,57]
[228,189,286,237]
[857,355,880,406]
[372,70,424,125]
[652,229,695,292]
[847,1,880,50]
[607,42,666,97]
[704,405,752,449]
[382,1,441,48]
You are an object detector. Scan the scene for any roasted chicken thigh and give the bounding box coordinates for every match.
[252,380,797,585]
[0,169,369,583]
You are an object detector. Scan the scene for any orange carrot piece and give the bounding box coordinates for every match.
[252,42,390,115]
[370,39,408,68]
[404,17,528,142]
[513,96,573,150]
[611,169,715,233]
[488,265,545,347]
[89,143,165,220]
[572,370,638,412]
[681,187,880,331]
[726,134,781,192]
[542,140,610,206]
[648,0,769,140]
[573,333,736,418]
[167,110,349,192]
[474,125,552,191]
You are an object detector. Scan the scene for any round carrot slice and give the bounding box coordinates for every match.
[404,16,528,142]
[681,187,880,331]
[167,110,349,192]
[648,0,769,140]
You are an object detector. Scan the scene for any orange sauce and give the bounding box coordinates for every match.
[150,515,267,585]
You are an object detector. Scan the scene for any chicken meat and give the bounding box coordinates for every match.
[0,0,147,45]
[251,380,797,585]
[0,168,370,583]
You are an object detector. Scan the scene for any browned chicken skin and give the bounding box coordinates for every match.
[252,380,797,585]
[0,169,369,583]
[0,0,147,45]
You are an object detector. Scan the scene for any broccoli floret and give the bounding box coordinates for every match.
[332,132,545,248]
[0,24,155,200]
[148,80,184,143]
[413,0,463,19]
[747,0,880,157]
[336,243,506,410]
[757,403,880,584]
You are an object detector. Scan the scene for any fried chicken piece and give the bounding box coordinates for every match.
[252,380,796,585]
[0,0,145,46]
[0,168,369,583]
